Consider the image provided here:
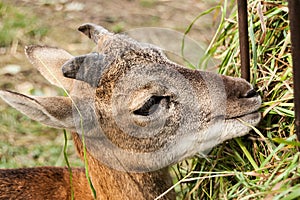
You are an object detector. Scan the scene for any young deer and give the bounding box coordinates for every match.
[0,23,261,199]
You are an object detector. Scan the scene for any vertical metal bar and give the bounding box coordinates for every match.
[288,0,300,141]
[237,0,250,82]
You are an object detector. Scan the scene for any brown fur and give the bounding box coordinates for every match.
[0,167,92,200]
[0,133,175,200]
[72,132,175,199]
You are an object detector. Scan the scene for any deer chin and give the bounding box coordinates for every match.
[221,111,261,142]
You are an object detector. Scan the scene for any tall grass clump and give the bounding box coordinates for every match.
[174,0,300,199]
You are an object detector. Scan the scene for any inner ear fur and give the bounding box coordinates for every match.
[0,90,75,130]
[25,45,75,91]
[78,23,112,44]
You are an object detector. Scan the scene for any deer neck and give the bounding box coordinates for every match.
[71,132,175,200]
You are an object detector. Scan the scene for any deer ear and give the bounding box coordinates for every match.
[78,23,112,44]
[25,45,74,91]
[0,90,75,130]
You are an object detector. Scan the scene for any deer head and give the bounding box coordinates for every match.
[0,23,261,172]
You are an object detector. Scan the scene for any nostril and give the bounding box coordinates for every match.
[244,89,258,98]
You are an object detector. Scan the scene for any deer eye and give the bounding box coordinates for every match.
[133,96,165,116]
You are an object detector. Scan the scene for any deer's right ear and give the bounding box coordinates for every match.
[78,23,112,44]
[0,90,75,130]
[25,45,74,91]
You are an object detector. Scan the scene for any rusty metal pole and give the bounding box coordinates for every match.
[288,0,300,141]
[237,0,250,82]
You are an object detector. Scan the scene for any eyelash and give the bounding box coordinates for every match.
[133,96,164,116]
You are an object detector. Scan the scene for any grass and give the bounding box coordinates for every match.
[0,106,82,168]
[0,1,48,47]
[173,0,300,199]
[0,0,299,199]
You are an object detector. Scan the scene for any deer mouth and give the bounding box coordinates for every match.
[225,111,261,126]
[224,94,262,125]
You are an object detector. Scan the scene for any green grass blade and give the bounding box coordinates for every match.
[63,129,74,200]
[235,138,259,170]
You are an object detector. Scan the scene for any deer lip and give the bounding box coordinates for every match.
[225,111,261,121]
[225,100,262,121]
[211,111,260,126]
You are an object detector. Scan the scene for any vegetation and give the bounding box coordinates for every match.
[173,0,300,199]
[0,2,48,47]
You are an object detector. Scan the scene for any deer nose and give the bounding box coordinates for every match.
[243,89,258,98]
